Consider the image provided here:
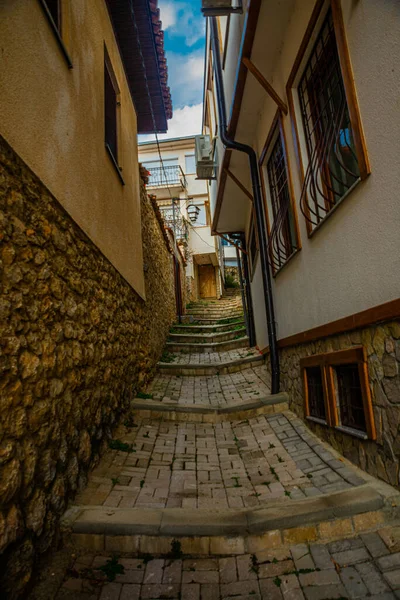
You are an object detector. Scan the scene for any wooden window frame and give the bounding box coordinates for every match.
[39,0,73,68]
[286,0,370,237]
[259,109,301,276]
[104,48,124,185]
[301,346,376,440]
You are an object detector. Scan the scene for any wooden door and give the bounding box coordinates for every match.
[199,265,217,298]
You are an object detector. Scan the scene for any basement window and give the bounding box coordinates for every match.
[301,347,376,440]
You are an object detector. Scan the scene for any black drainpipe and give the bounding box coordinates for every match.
[209,16,280,393]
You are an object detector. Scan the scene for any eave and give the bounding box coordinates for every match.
[106,0,172,134]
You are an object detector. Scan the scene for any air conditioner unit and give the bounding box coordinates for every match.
[195,135,216,180]
[201,0,243,16]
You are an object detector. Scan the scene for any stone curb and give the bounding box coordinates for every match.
[165,336,249,354]
[131,392,289,415]
[157,354,264,375]
[172,321,244,334]
[168,327,247,344]
[65,485,387,539]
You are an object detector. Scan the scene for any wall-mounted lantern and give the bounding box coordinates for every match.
[201,0,243,16]
[187,204,200,223]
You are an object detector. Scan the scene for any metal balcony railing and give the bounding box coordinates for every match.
[146,165,187,189]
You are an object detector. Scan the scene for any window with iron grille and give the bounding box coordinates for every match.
[264,127,297,271]
[104,60,118,164]
[334,364,366,433]
[43,0,61,31]
[305,366,326,422]
[297,10,360,229]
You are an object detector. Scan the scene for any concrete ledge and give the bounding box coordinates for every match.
[65,485,391,542]
[157,354,264,375]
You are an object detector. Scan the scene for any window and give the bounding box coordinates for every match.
[104,50,123,183]
[185,155,196,174]
[221,238,232,247]
[287,0,370,235]
[39,0,72,68]
[301,347,376,440]
[44,0,61,31]
[260,113,299,273]
[193,204,207,227]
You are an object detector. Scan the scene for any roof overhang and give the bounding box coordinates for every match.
[106,0,172,134]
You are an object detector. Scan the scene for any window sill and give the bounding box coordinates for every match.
[273,247,300,278]
[307,178,361,239]
[334,425,368,441]
[39,0,73,69]
[106,145,125,185]
[306,415,327,426]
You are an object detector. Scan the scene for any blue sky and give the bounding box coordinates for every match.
[140,0,205,141]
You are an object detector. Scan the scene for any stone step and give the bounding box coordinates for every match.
[131,392,289,423]
[168,327,246,344]
[191,317,244,326]
[171,320,245,334]
[157,352,264,375]
[186,308,243,316]
[64,484,399,556]
[165,336,249,354]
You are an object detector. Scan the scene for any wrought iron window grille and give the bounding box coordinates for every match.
[264,128,298,271]
[297,10,360,230]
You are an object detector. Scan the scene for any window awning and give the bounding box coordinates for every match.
[106,0,172,134]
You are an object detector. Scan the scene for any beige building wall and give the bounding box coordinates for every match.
[0,0,144,297]
[253,0,400,340]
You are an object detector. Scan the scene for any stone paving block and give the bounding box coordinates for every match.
[200,583,220,599]
[309,544,335,570]
[182,570,219,584]
[378,553,400,571]
[259,578,284,599]
[361,532,391,558]
[144,559,164,584]
[181,583,200,600]
[299,570,340,587]
[340,565,369,598]
[302,583,348,599]
[331,547,370,566]
[221,581,260,597]
[99,583,122,600]
[120,584,140,600]
[356,561,391,595]
[384,569,400,588]
[140,583,180,598]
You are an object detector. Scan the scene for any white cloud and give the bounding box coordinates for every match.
[138,103,203,142]
[168,50,205,108]
[159,1,205,47]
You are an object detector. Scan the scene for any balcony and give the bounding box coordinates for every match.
[146,165,187,190]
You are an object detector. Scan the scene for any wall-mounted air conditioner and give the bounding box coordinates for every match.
[201,0,243,16]
[195,135,216,180]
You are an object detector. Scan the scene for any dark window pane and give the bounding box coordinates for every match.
[266,131,297,269]
[336,364,366,432]
[44,0,60,31]
[105,64,117,161]
[298,10,360,227]
[306,367,326,421]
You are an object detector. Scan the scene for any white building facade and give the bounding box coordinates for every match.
[139,136,224,300]
[202,0,400,487]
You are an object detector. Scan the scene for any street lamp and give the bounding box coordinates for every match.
[187,203,200,223]
[201,0,243,16]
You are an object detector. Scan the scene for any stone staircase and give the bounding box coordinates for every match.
[58,296,400,600]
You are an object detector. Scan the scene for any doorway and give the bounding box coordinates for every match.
[198,264,217,298]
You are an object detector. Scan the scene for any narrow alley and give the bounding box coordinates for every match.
[48,298,400,599]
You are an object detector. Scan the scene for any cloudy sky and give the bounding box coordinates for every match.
[139,0,205,141]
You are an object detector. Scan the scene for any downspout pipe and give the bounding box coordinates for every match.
[209,16,280,393]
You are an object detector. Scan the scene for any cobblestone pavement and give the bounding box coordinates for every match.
[145,365,271,407]
[74,412,365,510]
[57,529,400,599]
[160,347,260,365]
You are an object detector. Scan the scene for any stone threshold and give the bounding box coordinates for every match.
[130,393,288,422]
[172,321,245,334]
[168,327,246,343]
[64,485,400,554]
[157,353,264,375]
[165,336,249,354]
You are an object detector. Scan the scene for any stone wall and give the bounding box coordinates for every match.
[279,321,400,488]
[0,136,176,597]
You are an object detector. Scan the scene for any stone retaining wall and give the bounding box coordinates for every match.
[279,321,400,488]
[0,136,176,597]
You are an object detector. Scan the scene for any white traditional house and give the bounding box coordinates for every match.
[202,0,400,487]
[139,136,224,300]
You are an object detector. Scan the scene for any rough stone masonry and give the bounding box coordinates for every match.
[0,135,176,597]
